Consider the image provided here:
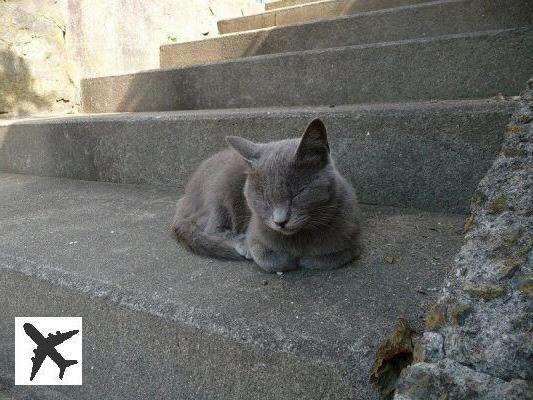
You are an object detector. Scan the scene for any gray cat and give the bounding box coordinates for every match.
[172,119,361,272]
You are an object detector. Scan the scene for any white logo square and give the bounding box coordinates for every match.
[15,317,82,385]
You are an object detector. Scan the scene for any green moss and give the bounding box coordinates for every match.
[519,238,533,256]
[463,214,475,233]
[449,303,473,325]
[487,195,508,214]
[502,227,523,245]
[425,306,446,329]
[503,147,528,157]
[518,275,533,295]
[516,114,533,124]
[505,123,524,133]
[463,283,507,300]
[499,257,522,278]
[471,191,487,206]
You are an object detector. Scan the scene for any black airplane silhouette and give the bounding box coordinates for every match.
[23,323,79,381]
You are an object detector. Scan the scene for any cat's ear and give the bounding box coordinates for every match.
[295,118,330,168]
[226,136,261,166]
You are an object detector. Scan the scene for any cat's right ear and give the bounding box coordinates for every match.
[295,118,329,169]
[226,136,261,167]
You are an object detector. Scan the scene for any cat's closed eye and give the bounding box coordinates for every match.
[254,198,271,213]
[292,187,307,200]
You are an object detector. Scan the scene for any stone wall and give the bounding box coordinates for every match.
[66,0,264,79]
[394,80,533,400]
[0,0,76,118]
[1,0,264,118]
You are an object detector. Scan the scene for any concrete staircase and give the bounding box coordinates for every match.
[0,0,531,398]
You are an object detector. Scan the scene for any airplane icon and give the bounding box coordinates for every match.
[23,323,79,381]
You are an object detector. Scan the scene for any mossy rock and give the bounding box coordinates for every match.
[471,191,487,206]
[519,238,533,256]
[502,227,524,245]
[425,305,446,329]
[515,114,533,124]
[463,283,507,300]
[503,147,528,157]
[506,123,524,133]
[448,303,473,326]
[487,195,508,214]
[463,214,475,233]
[517,278,533,295]
[499,257,523,278]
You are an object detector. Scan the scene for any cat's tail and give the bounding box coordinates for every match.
[172,217,245,261]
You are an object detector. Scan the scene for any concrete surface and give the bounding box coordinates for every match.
[0,173,464,399]
[83,28,533,113]
[218,0,428,33]
[266,0,325,11]
[161,0,533,68]
[0,100,513,213]
[0,387,12,400]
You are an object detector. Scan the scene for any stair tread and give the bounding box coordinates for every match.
[0,172,463,360]
[217,0,430,34]
[81,27,533,112]
[0,99,513,212]
[161,0,533,68]
[266,0,332,11]
[0,98,517,125]
[106,27,530,77]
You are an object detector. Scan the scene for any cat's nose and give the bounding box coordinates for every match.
[273,208,289,227]
[275,220,288,228]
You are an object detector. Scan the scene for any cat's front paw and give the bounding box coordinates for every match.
[232,234,252,260]
[299,249,357,270]
[249,243,297,273]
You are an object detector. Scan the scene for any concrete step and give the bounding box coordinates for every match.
[0,100,513,213]
[266,0,325,11]
[161,0,533,68]
[218,0,429,34]
[0,173,464,399]
[83,28,533,113]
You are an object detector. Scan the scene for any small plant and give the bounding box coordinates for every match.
[487,195,508,214]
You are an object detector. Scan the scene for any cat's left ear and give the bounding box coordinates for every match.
[295,118,330,168]
[226,136,262,167]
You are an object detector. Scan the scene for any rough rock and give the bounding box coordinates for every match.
[396,360,533,400]
[0,0,76,117]
[393,81,533,399]
[413,332,444,363]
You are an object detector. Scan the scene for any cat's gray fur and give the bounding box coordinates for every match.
[172,119,361,272]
